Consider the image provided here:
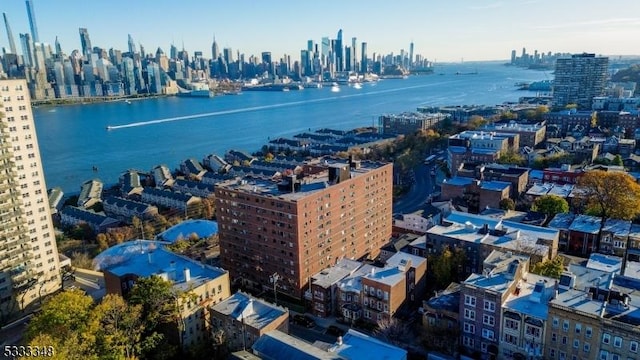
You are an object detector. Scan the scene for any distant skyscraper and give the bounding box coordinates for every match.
[361,42,368,73]
[409,42,414,69]
[25,1,39,43]
[211,36,219,60]
[0,79,62,312]
[79,28,92,58]
[351,37,357,72]
[3,13,18,54]
[19,33,34,67]
[54,36,62,57]
[170,44,177,60]
[335,29,343,72]
[223,47,233,64]
[553,53,608,110]
[127,34,136,54]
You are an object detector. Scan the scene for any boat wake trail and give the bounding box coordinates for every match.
[106,80,461,130]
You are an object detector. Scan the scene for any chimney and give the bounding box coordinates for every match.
[184,268,191,283]
[336,336,343,346]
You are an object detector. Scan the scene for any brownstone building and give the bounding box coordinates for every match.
[216,158,393,299]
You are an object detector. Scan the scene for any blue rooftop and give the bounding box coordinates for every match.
[93,240,226,289]
[156,219,218,242]
[443,177,475,186]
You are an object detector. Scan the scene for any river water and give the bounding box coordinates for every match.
[33,61,550,193]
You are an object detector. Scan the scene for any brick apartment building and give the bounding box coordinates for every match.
[215,158,393,299]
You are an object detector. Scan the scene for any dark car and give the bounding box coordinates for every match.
[293,314,316,328]
[326,325,345,337]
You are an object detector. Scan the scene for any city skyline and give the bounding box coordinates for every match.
[2,0,640,62]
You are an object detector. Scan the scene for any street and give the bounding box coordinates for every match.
[393,164,439,214]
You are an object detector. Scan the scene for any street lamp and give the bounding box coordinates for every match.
[270,272,280,306]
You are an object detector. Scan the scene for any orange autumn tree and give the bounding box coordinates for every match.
[577,170,640,222]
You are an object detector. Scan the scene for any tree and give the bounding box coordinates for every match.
[23,333,98,360]
[612,154,623,166]
[577,170,640,221]
[375,317,412,346]
[499,198,516,211]
[497,149,526,166]
[431,246,466,288]
[531,194,569,217]
[89,294,146,359]
[531,257,565,279]
[466,115,487,130]
[25,289,95,350]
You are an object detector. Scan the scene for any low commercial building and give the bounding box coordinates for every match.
[481,122,546,148]
[210,292,288,352]
[441,178,511,213]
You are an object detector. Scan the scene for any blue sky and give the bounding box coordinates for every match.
[2,0,640,62]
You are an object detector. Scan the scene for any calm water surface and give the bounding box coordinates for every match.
[34,61,550,193]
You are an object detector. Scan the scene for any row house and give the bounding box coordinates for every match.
[623,224,640,278]
[457,163,530,198]
[360,252,427,324]
[499,273,557,359]
[448,131,519,176]
[332,253,427,326]
[152,164,174,188]
[60,206,119,233]
[224,149,255,165]
[525,183,574,202]
[293,132,339,144]
[119,170,143,197]
[47,187,64,216]
[268,138,310,152]
[249,160,303,176]
[209,292,288,352]
[173,179,216,198]
[422,283,462,356]
[545,268,640,360]
[543,110,594,137]
[441,178,511,213]
[202,153,231,173]
[102,196,159,222]
[307,258,362,318]
[77,179,103,209]
[392,204,442,236]
[548,213,631,257]
[459,251,530,359]
[180,158,207,181]
[227,166,281,180]
[141,187,201,212]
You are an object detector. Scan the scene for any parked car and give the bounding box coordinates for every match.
[326,325,345,337]
[293,314,316,328]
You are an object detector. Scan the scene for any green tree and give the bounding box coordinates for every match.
[531,194,569,216]
[431,247,466,288]
[497,150,526,166]
[499,198,516,211]
[531,257,565,279]
[466,115,487,130]
[24,290,97,356]
[89,294,146,359]
[23,333,98,360]
[612,154,623,166]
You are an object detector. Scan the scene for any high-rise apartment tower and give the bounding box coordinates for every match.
[0,79,61,311]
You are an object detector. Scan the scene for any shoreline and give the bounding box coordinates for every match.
[31,93,169,108]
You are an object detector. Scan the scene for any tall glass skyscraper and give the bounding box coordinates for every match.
[3,13,18,54]
[25,1,39,43]
[79,28,92,58]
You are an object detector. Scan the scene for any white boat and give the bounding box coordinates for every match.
[353,83,362,89]
[331,82,340,92]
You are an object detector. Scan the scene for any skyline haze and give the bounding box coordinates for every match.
[2,0,640,63]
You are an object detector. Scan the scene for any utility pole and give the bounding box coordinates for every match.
[270,272,280,306]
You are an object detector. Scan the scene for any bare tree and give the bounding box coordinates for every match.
[375,317,412,346]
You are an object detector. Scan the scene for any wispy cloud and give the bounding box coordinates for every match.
[534,18,640,30]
